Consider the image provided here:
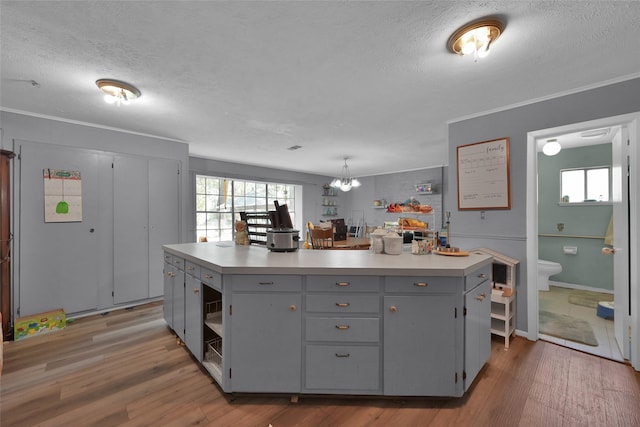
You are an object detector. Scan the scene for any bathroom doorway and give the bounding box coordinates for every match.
[526,113,640,368]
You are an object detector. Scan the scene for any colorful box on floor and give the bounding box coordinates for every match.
[14,309,66,340]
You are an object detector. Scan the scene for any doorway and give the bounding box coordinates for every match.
[526,113,640,370]
[1,149,14,339]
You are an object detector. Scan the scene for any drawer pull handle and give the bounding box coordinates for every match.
[413,282,428,287]
[193,288,199,294]
[335,282,350,287]
[389,305,397,312]
[476,293,486,301]
[187,266,194,271]
[290,305,297,311]
[167,272,176,278]
[259,281,275,285]
[335,353,351,358]
[478,273,487,279]
[204,274,213,279]
[335,325,350,330]
[335,302,350,307]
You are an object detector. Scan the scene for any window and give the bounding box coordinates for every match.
[560,166,610,204]
[195,175,298,242]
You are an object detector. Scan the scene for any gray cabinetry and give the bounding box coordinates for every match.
[304,275,382,394]
[184,261,202,358]
[383,275,460,396]
[464,267,492,391]
[114,156,180,304]
[162,254,175,327]
[171,256,185,341]
[230,275,302,393]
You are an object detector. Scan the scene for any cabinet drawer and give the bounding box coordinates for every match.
[384,276,458,294]
[171,256,185,270]
[232,275,302,292]
[465,264,491,292]
[307,275,380,293]
[201,267,221,290]
[305,345,380,391]
[306,317,380,342]
[185,261,201,278]
[306,294,380,314]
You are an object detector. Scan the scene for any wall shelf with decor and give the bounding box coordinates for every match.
[321,185,338,217]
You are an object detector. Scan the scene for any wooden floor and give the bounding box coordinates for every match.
[2,302,639,427]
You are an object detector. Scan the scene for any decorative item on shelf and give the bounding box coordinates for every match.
[234,220,250,245]
[386,199,432,213]
[329,157,361,192]
[415,183,433,194]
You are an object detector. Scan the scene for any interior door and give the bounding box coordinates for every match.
[113,155,149,304]
[611,126,631,358]
[18,141,99,315]
[148,159,180,298]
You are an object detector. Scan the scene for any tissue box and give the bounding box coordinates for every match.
[14,309,66,340]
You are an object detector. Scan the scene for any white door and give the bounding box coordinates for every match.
[610,126,631,359]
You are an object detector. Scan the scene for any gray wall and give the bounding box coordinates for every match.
[447,77,640,333]
[1,110,190,316]
[538,144,613,290]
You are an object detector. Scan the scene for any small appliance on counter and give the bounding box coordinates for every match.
[266,201,299,252]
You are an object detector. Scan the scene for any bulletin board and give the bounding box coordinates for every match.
[43,169,83,222]
[457,137,511,210]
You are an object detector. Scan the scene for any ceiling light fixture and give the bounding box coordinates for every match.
[96,79,141,106]
[330,157,361,192]
[447,18,504,60]
[542,139,562,156]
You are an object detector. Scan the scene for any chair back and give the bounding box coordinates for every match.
[310,227,334,249]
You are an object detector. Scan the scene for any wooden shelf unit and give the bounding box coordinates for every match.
[474,248,519,349]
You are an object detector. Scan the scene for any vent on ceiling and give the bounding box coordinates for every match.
[287,145,303,151]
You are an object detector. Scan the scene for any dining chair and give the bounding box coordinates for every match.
[309,227,334,249]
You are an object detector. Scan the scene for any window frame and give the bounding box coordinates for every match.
[559,165,612,206]
[195,175,300,242]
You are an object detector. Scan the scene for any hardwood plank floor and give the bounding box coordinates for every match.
[1,302,639,426]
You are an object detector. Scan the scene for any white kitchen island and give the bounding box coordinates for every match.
[162,243,493,397]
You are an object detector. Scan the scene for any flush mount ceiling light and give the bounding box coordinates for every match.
[542,139,562,156]
[447,18,504,60]
[330,157,361,192]
[96,79,141,106]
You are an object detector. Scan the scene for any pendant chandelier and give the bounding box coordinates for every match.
[330,157,361,192]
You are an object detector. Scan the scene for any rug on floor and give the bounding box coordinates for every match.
[568,289,614,309]
[539,310,598,346]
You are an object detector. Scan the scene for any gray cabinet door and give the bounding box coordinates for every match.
[184,274,202,359]
[163,261,174,327]
[230,293,302,392]
[113,155,149,303]
[383,294,457,396]
[464,280,491,391]
[148,159,180,298]
[173,268,185,341]
[18,141,100,315]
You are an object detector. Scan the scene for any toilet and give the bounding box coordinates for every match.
[538,259,562,291]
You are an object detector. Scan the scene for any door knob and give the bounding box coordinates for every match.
[389,305,397,313]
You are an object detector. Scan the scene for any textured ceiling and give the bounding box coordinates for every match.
[2,1,640,177]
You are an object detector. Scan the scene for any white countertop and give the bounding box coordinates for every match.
[163,243,493,277]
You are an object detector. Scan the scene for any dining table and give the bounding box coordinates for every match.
[332,237,371,250]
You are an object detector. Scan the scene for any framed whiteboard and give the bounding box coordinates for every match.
[457,137,511,210]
